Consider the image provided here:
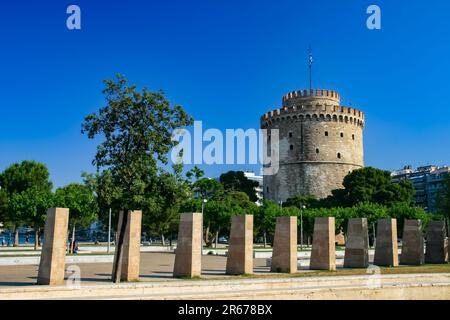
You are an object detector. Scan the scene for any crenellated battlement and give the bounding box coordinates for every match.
[261,87,365,203]
[260,104,365,128]
[282,89,340,107]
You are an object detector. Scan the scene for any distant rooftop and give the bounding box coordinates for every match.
[391,165,450,177]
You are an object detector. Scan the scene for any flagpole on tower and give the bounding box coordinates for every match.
[309,46,313,91]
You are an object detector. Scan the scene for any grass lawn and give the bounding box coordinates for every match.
[203,264,450,281]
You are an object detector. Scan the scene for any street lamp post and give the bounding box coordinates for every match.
[107,208,112,254]
[300,205,306,250]
[201,199,207,256]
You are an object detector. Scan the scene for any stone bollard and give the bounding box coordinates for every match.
[310,217,336,271]
[173,213,202,278]
[425,220,448,264]
[374,218,399,267]
[112,210,142,282]
[37,208,70,285]
[226,215,253,275]
[344,218,369,268]
[271,216,297,273]
[400,219,424,265]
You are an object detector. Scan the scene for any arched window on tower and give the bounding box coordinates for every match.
[352,134,355,140]
[325,131,328,137]
[316,148,319,154]
[289,132,293,138]
[337,152,341,159]
[340,132,344,138]
[290,145,294,151]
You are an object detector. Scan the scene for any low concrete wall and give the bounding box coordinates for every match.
[0,273,448,300]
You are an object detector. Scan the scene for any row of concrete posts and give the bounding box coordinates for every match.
[36,209,449,285]
[173,214,449,277]
[37,208,143,285]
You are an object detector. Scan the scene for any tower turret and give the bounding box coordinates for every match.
[261,88,365,201]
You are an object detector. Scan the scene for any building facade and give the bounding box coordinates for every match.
[243,171,263,206]
[391,165,450,212]
[260,88,365,202]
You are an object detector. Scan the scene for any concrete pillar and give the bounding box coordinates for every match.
[310,217,336,271]
[37,208,69,285]
[374,218,399,267]
[226,215,253,275]
[112,210,142,282]
[400,219,424,265]
[425,220,449,264]
[173,213,202,278]
[271,216,297,273]
[344,218,369,268]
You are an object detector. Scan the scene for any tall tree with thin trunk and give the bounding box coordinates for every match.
[54,183,98,254]
[0,161,52,247]
[9,187,53,250]
[82,74,193,282]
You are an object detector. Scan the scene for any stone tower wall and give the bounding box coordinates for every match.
[261,89,365,201]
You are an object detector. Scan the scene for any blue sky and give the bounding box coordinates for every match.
[1,0,449,188]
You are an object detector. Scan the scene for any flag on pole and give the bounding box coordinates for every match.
[309,46,313,90]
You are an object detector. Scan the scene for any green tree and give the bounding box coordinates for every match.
[0,161,52,246]
[82,170,125,243]
[298,208,319,245]
[331,167,415,207]
[0,188,8,224]
[352,202,388,245]
[193,178,224,200]
[203,191,257,247]
[54,183,98,253]
[9,187,53,250]
[436,173,450,220]
[254,200,282,247]
[285,195,321,209]
[143,165,191,245]
[219,171,259,202]
[186,166,204,183]
[387,202,430,237]
[81,75,193,281]
[203,200,231,248]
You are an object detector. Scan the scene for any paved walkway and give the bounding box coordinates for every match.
[0,252,273,287]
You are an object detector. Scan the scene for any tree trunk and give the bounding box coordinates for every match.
[14,228,19,247]
[38,229,42,246]
[34,225,39,251]
[161,234,165,246]
[205,223,210,247]
[70,224,76,254]
[215,230,219,249]
[263,230,267,248]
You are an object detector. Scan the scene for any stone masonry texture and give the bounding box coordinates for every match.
[400,219,424,265]
[37,208,69,285]
[425,220,448,264]
[344,218,369,268]
[112,210,142,282]
[173,213,203,278]
[374,219,399,267]
[261,89,364,202]
[271,216,298,273]
[226,215,254,275]
[310,217,336,270]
